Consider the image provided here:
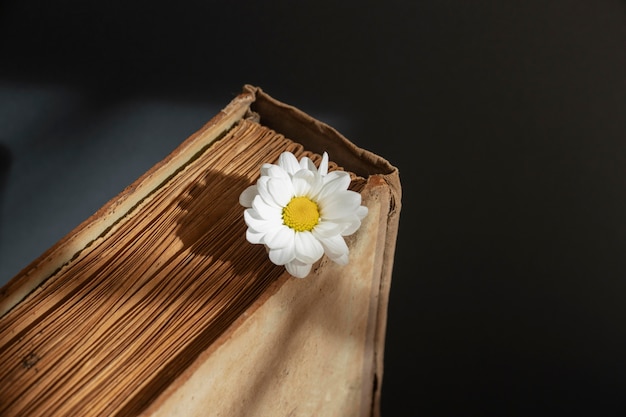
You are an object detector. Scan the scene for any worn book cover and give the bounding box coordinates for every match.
[0,85,401,417]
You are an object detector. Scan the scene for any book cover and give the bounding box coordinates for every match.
[0,85,401,417]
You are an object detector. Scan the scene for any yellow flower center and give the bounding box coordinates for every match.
[282,196,320,232]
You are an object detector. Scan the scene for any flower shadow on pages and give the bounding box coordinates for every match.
[119,168,288,415]
[174,168,272,272]
[172,168,287,311]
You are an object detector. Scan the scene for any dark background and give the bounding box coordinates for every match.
[1,1,626,415]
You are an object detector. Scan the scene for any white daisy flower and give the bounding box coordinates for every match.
[239,151,368,278]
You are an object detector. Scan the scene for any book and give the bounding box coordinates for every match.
[0,84,402,417]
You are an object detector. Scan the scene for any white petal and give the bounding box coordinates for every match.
[318,172,351,200]
[260,163,275,176]
[269,245,296,265]
[339,206,367,235]
[340,216,363,236]
[311,220,343,238]
[252,195,282,222]
[244,209,279,233]
[279,152,301,174]
[320,190,362,219]
[319,152,329,176]
[292,170,315,196]
[317,234,349,259]
[294,231,324,264]
[265,226,295,250]
[246,229,265,244]
[331,252,349,265]
[299,156,316,172]
[285,260,312,278]
[323,170,351,187]
[305,173,325,199]
[356,205,368,220]
[268,177,295,207]
[256,177,280,208]
[266,164,291,180]
[239,185,257,207]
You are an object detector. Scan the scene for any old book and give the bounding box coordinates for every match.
[0,85,402,417]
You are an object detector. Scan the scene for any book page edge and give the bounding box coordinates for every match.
[0,92,255,318]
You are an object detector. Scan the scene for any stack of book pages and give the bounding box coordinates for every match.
[0,85,401,417]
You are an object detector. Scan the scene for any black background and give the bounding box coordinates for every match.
[1,1,626,416]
